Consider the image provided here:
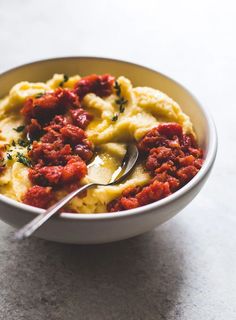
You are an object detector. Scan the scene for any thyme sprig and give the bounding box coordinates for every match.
[35,92,45,99]
[59,74,69,87]
[116,97,128,113]
[13,125,25,133]
[112,80,128,121]
[114,80,121,96]
[17,138,31,148]
[112,114,119,122]
[6,153,12,160]
[2,137,33,167]
[16,152,32,167]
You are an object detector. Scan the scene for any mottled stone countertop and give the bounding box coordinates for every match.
[0,1,235,319]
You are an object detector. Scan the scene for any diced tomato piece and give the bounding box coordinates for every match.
[70,108,93,129]
[61,158,87,184]
[29,141,72,166]
[120,197,139,210]
[40,129,62,144]
[178,155,195,166]
[60,124,86,144]
[46,115,71,132]
[29,166,63,186]
[177,165,199,184]
[74,141,93,162]
[22,185,54,209]
[158,123,183,139]
[75,74,115,99]
[136,180,171,206]
[21,88,80,123]
[146,147,174,172]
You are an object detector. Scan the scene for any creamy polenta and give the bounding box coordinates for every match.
[0,73,196,213]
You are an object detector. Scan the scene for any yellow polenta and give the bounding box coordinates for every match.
[0,74,194,213]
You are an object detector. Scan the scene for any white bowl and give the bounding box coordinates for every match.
[0,57,217,244]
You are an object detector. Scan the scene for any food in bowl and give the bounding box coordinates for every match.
[0,73,203,213]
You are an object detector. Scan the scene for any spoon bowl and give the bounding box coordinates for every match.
[14,144,139,240]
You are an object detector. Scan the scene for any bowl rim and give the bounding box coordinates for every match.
[0,56,218,221]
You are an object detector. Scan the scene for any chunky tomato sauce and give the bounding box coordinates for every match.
[22,74,114,208]
[108,123,203,212]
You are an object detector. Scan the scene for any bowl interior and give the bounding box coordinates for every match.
[0,57,215,217]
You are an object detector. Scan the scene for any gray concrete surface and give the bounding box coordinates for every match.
[0,0,235,319]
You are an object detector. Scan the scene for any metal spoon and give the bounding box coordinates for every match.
[14,144,139,240]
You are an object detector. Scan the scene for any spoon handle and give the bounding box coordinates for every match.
[14,182,95,240]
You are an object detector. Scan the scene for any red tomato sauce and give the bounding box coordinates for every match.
[22,74,114,209]
[108,123,203,212]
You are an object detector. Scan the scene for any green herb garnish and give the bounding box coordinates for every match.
[18,139,31,148]
[16,153,32,167]
[113,80,128,119]
[35,92,44,99]
[115,97,128,105]
[13,125,25,133]
[114,81,121,96]
[116,97,128,113]
[112,114,118,121]
[7,153,12,160]
[12,140,16,147]
[119,104,125,113]
[59,74,69,87]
